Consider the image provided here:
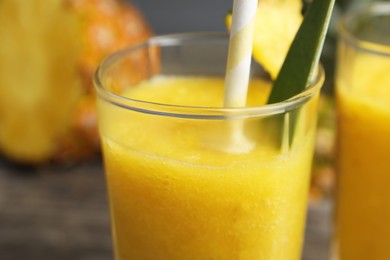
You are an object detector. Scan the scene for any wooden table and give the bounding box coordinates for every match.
[0,159,332,260]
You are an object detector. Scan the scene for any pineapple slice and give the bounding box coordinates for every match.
[226,0,303,79]
[0,0,83,163]
[0,0,152,164]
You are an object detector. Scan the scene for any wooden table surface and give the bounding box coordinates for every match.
[0,159,333,260]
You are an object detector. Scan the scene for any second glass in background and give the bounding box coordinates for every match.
[333,2,390,260]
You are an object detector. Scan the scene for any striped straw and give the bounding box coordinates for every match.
[219,0,257,154]
[224,0,258,107]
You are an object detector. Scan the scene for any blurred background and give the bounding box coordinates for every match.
[0,0,379,259]
[130,0,232,34]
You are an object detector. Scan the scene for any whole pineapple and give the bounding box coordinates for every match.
[0,0,152,164]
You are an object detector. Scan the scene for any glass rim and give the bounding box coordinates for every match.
[339,1,390,57]
[94,32,324,119]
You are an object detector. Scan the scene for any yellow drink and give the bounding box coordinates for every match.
[335,57,390,259]
[94,34,323,260]
[333,4,390,259]
[99,76,317,260]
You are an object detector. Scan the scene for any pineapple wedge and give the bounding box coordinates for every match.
[226,0,303,79]
[0,0,152,164]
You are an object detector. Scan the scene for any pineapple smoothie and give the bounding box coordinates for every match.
[333,3,390,259]
[98,74,320,260]
[334,54,390,259]
[94,33,323,260]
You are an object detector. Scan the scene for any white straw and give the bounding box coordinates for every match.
[222,0,258,153]
[224,0,258,107]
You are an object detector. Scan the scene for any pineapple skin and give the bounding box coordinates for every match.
[0,0,152,164]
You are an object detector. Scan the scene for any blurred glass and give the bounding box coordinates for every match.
[332,2,390,259]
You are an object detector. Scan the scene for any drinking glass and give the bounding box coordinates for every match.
[94,33,324,260]
[333,2,390,260]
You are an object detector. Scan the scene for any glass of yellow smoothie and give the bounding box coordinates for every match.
[332,2,390,260]
[94,33,324,260]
